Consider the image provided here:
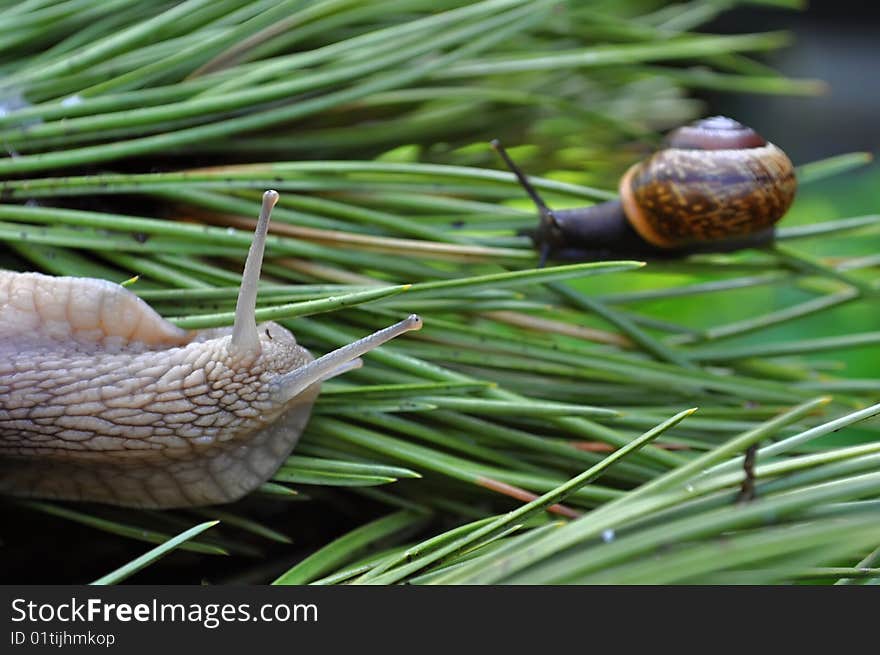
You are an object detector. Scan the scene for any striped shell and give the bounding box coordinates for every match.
[618,117,796,248]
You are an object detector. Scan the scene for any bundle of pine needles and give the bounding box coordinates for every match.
[0,0,878,585]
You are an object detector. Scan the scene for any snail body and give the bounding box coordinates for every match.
[494,117,797,264]
[0,191,421,508]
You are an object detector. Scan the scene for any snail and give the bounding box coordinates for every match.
[0,190,422,508]
[492,116,797,265]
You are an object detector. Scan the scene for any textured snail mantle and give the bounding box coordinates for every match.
[0,191,422,508]
[494,117,797,264]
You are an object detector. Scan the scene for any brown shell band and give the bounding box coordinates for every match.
[618,143,796,249]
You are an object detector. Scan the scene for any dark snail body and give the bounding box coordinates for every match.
[495,117,797,264]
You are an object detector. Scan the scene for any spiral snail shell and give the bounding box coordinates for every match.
[492,116,797,264]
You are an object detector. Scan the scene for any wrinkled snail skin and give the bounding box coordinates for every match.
[502,116,797,263]
[0,306,317,509]
[0,190,422,508]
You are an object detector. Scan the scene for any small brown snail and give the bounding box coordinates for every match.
[0,190,422,508]
[493,116,797,265]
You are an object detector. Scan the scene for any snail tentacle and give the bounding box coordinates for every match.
[271,314,423,403]
[231,189,278,355]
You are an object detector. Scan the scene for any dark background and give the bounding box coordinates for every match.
[706,0,880,161]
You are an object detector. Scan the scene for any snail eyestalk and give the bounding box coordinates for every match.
[272,314,423,403]
[491,139,558,267]
[231,189,279,354]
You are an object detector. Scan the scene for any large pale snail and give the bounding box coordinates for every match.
[493,116,797,264]
[0,191,421,508]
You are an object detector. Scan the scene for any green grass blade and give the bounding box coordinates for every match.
[91,520,220,585]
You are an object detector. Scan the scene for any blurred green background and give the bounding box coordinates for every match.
[705,1,879,379]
